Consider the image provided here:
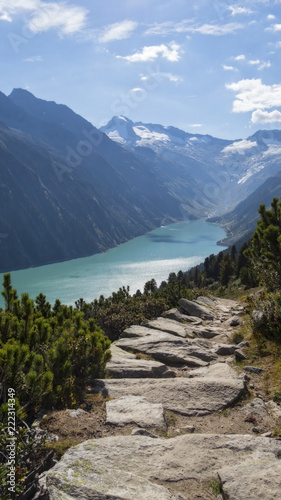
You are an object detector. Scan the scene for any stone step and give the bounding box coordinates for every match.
[106,345,176,379]
[93,363,246,416]
[46,433,281,500]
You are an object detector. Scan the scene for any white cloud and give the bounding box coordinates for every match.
[0,0,88,35]
[164,73,183,83]
[249,59,260,65]
[29,3,87,34]
[226,78,281,113]
[0,10,11,21]
[252,109,281,123]
[99,20,138,43]
[222,64,237,71]
[186,22,243,36]
[228,6,253,16]
[258,60,271,70]
[117,42,182,63]
[267,14,276,20]
[24,55,43,62]
[144,20,192,36]
[145,21,173,36]
[141,72,183,83]
[233,54,270,70]
[222,139,257,154]
[234,54,246,61]
[145,20,243,37]
[266,23,281,32]
[189,123,203,127]
[0,0,38,20]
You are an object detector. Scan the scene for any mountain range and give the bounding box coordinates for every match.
[0,88,281,271]
[101,116,281,215]
[101,116,281,244]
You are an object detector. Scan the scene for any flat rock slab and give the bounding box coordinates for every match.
[106,396,166,428]
[188,362,242,380]
[146,318,223,340]
[116,331,219,367]
[106,344,175,378]
[161,308,203,325]
[46,434,281,500]
[47,466,179,500]
[184,324,223,339]
[144,317,192,338]
[219,461,281,500]
[109,344,136,359]
[122,325,154,338]
[106,358,175,378]
[93,372,245,416]
[195,296,216,307]
[179,298,214,320]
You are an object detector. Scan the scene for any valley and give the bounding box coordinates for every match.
[1,89,281,274]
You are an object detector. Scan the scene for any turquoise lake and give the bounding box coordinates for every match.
[0,219,227,307]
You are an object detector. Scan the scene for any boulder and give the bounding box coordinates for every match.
[266,401,281,419]
[179,298,214,320]
[215,344,237,356]
[106,396,166,428]
[46,434,281,500]
[93,371,245,416]
[224,315,241,327]
[235,349,248,361]
[237,341,250,348]
[242,398,269,423]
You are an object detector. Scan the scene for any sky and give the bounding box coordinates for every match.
[0,0,281,139]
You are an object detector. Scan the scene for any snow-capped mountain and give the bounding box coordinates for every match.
[101,117,281,215]
[100,115,229,162]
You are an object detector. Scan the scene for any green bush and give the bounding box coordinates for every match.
[0,274,111,413]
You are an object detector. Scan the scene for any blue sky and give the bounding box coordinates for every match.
[0,0,281,139]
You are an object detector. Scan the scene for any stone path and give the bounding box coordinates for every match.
[46,296,281,500]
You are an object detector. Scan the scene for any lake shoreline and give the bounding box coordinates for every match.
[1,220,227,308]
[0,218,225,275]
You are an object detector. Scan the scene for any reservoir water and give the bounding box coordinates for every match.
[1,220,227,308]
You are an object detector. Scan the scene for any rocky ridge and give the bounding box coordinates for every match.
[45,296,281,500]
